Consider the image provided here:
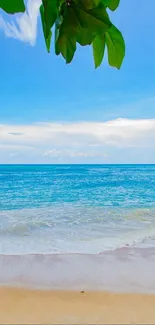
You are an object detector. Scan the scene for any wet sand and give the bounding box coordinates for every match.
[0,287,155,324]
[1,250,155,293]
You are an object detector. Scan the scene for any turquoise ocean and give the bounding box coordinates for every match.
[0,164,155,292]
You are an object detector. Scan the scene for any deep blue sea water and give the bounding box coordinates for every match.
[0,164,155,255]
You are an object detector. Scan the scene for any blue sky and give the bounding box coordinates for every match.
[0,0,155,164]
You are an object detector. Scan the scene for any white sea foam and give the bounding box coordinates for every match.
[0,250,155,293]
[0,206,155,255]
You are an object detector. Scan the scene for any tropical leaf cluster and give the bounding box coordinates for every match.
[0,0,125,68]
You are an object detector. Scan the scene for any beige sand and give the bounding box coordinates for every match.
[0,287,155,324]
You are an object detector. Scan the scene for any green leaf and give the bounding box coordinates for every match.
[41,0,60,52]
[73,2,111,33]
[0,0,25,13]
[105,24,125,69]
[77,28,96,46]
[93,34,105,68]
[73,0,100,10]
[42,0,60,32]
[40,4,52,53]
[101,0,120,11]
[55,17,63,55]
[107,0,120,11]
[58,33,76,63]
[55,6,79,63]
[79,0,94,10]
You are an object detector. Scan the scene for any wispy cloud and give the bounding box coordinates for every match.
[0,0,41,45]
[44,149,108,160]
[1,119,155,163]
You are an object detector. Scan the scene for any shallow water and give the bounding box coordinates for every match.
[0,164,155,255]
[0,164,155,292]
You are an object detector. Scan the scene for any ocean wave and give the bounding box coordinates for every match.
[0,206,155,254]
[0,221,52,236]
[0,225,155,255]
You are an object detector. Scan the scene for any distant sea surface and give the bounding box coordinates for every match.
[0,164,155,255]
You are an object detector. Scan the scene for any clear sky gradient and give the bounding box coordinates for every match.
[0,0,155,164]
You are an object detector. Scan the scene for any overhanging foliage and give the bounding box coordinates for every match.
[0,0,125,68]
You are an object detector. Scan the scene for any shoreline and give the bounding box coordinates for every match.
[0,287,155,324]
[0,250,155,293]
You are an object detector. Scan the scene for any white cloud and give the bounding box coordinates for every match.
[0,118,155,163]
[44,149,108,159]
[0,0,41,45]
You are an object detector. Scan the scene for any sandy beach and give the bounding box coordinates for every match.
[0,287,155,324]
